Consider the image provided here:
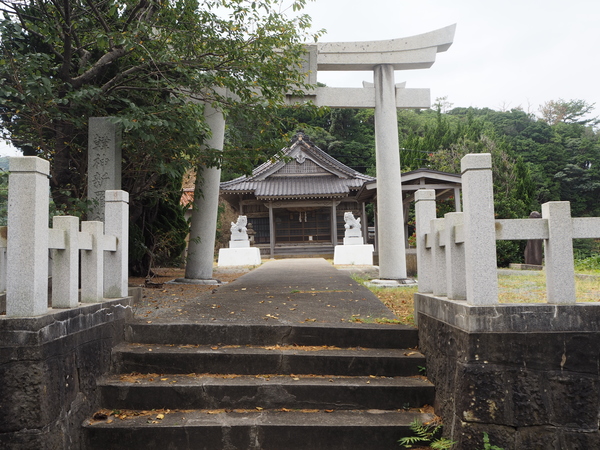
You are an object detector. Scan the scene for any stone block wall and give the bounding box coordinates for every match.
[0,297,135,449]
[416,294,600,450]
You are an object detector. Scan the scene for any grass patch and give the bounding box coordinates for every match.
[355,269,600,324]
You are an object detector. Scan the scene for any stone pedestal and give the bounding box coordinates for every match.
[218,247,261,267]
[343,236,364,246]
[333,244,374,265]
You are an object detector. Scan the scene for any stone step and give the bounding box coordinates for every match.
[125,322,418,348]
[83,409,435,450]
[112,343,426,377]
[99,373,434,411]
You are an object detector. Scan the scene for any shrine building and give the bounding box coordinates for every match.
[218,133,462,260]
[219,133,373,258]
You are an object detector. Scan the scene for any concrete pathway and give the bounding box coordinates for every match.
[135,258,396,325]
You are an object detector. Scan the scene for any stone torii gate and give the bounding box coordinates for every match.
[183,24,456,283]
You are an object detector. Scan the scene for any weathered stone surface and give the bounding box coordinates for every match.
[514,426,561,450]
[455,422,516,450]
[7,157,50,316]
[417,309,600,449]
[0,298,133,449]
[87,117,122,221]
[415,293,600,333]
[461,153,498,305]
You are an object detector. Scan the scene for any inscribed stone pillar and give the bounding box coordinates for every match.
[88,117,122,221]
[7,157,50,316]
[461,153,498,305]
[184,103,225,281]
[374,64,406,279]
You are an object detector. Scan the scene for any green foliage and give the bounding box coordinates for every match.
[398,419,455,449]
[480,432,504,450]
[129,172,189,276]
[575,254,600,273]
[421,115,534,266]
[268,106,376,175]
[0,0,322,273]
[538,99,599,127]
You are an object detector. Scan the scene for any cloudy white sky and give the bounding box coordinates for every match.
[302,0,600,112]
[2,0,599,156]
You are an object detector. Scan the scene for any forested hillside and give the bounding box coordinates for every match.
[249,99,599,264]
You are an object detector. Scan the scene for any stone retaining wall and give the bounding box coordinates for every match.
[416,294,600,449]
[0,295,136,449]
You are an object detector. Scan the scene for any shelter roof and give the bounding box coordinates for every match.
[355,168,462,203]
[220,133,375,201]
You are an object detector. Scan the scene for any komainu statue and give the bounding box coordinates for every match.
[230,215,248,241]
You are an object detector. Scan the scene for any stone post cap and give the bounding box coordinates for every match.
[105,190,129,203]
[9,156,50,175]
[541,200,571,216]
[415,189,436,201]
[461,153,492,173]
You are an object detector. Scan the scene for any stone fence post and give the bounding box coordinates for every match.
[431,218,447,297]
[51,216,81,308]
[461,153,498,305]
[444,212,466,300]
[80,221,104,303]
[7,157,50,316]
[415,189,436,293]
[104,190,129,298]
[0,227,6,294]
[542,201,576,304]
[4,156,129,315]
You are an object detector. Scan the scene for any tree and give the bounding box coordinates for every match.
[538,99,599,127]
[0,0,321,274]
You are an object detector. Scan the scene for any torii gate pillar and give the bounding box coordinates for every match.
[374,64,406,279]
[180,103,225,284]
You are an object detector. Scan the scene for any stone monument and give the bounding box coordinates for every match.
[524,211,543,266]
[217,215,262,267]
[87,117,122,221]
[333,212,374,265]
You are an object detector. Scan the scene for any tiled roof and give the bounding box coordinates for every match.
[255,176,363,199]
[220,133,374,199]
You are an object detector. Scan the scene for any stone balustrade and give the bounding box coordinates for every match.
[416,152,600,305]
[1,156,129,316]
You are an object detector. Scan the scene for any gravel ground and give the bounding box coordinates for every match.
[130,266,252,320]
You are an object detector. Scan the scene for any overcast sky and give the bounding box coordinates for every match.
[2,0,599,156]
[302,0,600,112]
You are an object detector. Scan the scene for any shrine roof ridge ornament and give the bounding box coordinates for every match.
[313,24,456,71]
